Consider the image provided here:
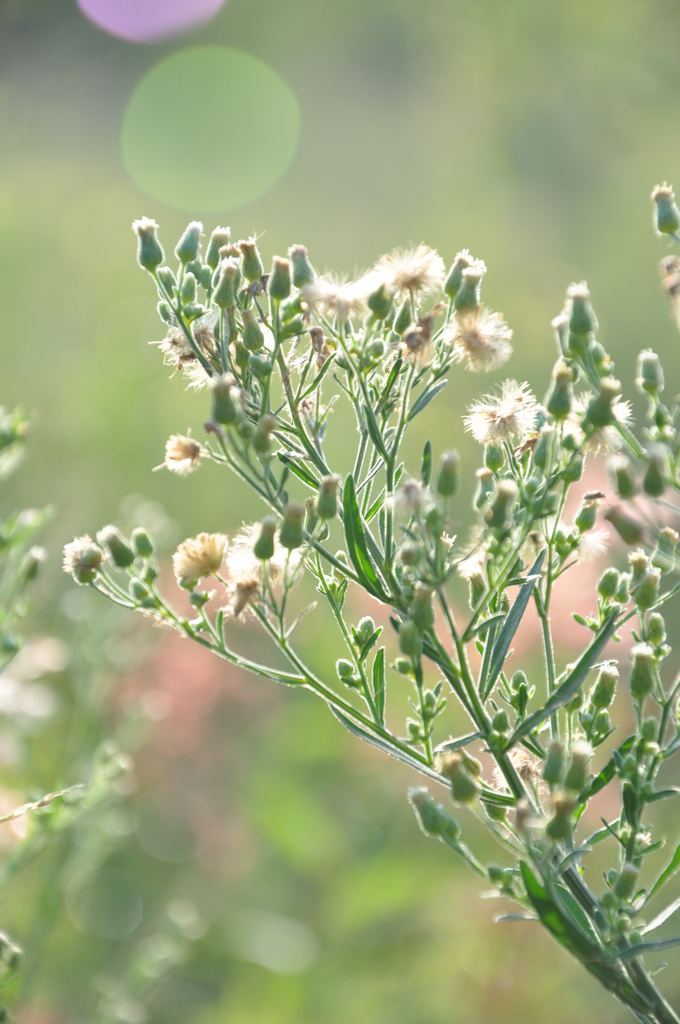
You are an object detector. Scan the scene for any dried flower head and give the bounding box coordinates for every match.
[464,380,538,445]
[62,535,106,584]
[302,274,376,322]
[567,393,633,456]
[448,307,513,372]
[224,524,301,617]
[172,533,228,589]
[157,433,203,475]
[375,244,445,297]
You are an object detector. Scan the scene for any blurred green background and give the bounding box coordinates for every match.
[2,0,680,1021]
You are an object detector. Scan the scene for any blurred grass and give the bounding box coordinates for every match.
[1,0,680,1021]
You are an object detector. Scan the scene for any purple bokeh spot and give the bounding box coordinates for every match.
[77,0,228,44]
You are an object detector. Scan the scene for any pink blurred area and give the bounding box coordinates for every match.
[76,0,227,43]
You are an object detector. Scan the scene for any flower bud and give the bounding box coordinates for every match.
[97,525,135,568]
[651,183,680,236]
[562,451,584,484]
[268,256,292,302]
[398,618,423,659]
[156,265,176,295]
[444,250,473,300]
[409,787,461,842]
[237,237,264,282]
[279,503,305,550]
[613,863,639,901]
[238,307,263,352]
[316,474,341,520]
[484,479,517,533]
[180,272,196,304]
[253,517,277,561]
[132,217,164,272]
[597,567,620,600]
[532,427,552,471]
[367,281,392,320]
[21,546,45,583]
[280,315,306,340]
[591,664,618,709]
[131,527,154,558]
[249,354,273,380]
[439,752,478,804]
[453,262,485,313]
[543,740,566,787]
[213,258,239,308]
[567,282,598,336]
[563,741,592,793]
[545,362,574,421]
[574,495,601,534]
[585,378,621,430]
[434,450,460,497]
[603,506,644,546]
[608,456,638,500]
[210,374,241,426]
[410,583,435,633]
[205,226,230,270]
[629,643,656,702]
[636,349,664,396]
[491,709,509,734]
[336,658,355,681]
[129,578,151,602]
[647,612,666,647]
[393,301,412,335]
[633,568,660,611]
[483,444,504,473]
[175,221,203,264]
[643,445,668,498]
[288,244,315,288]
[546,792,577,842]
[252,414,277,456]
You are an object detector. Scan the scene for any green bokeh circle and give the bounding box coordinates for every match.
[122,47,301,211]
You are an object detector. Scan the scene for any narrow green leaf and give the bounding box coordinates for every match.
[434,732,483,754]
[328,706,442,783]
[642,896,680,935]
[376,354,402,414]
[408,380,447,421]
[481,551,544,699]
[508,610,620,745]
[647,788,680,803]
[467,613,506,640]
[342,476,390,602]
[363,402,389,459]
[372,647,386,726]
[579,735,636,802]
[276,453,319,489]
[614,935,680,962]
[421,440,432,487]
[648,841,680,901]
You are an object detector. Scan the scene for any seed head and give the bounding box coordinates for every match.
[172,532,229,589]
[159,433,203,475]
[464,380,538,445]
[375,244,445,297]
[449,307,513,372]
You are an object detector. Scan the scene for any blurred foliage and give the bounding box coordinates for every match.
[0,0,680,1021]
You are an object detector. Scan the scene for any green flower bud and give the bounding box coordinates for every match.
[175,221,203,264]
[21,546,45,582]
[156,265,176,295]
[484,479,517,533]
[393,301,412,335]
[240,308,264,352]
[647,612,666,646]
[210,374,241,426]
[562,451,584,484]
[604,506,644,546]
[651,183,680,236]
[132,217,164,272]
[543,740,565,786]
[410,583,435,633]
[652,527,679,572]
[131,527,154,558]
[249,354,273,380]
[425,506,445,537]
[492,709,510,734]
[180,272,196,304]
[640,717,658,743]
[574,495,601,534]
[280,315,307,340]
[439,752,478,804]
[288,244,315,288]
[443,250,473,300]
[643,445,668,498]
[563,741,592,793]
[483,444,504,473]
[597,567,620,601]
[545,362,574,421]
[636,349,665,396]
[316,474,341,520]
[250,517,276,561]
[532,427,552,471]
[591,664,618,709]
[279,503,305,550]
[205,226,230,270]
[585,378,621,430]
[367,281,392,320]
[268,256,292,301]
[238,237,264,282]
[634,568,660,611]
[409,787,461,842]
[356,616,375,644]
[336,658,355,680]
[630,643,656,702]
[609,456,638,500]
[129,578,150,602]
[252,414,277,456]
[157,300,174,324]
[97,525,135,568]
[213,258,239,308]
[453,262,485,313]
[398,618,423,659]
[567,281,598,336]
[613,863,639,901]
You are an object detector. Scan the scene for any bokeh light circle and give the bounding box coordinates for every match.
[122,47,301,211]
[77,0,228,44]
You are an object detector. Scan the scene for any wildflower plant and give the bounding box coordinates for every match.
[67,198,680,1023]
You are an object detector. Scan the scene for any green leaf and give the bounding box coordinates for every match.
[342,475,390,603]
[363,402,389,460]
[508,610,620,745]
[328,706,442,784]
[648,840,680,901]
[642,896,680,935]
[375,354,403,415]
[372,647,386,726]
[579,735,636,802]
[613,935,680,963]
[421,440,432,487]
[408,380,447,421]
[480,551,544,699]
[276,453,319,489]
[434,732,483,754]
